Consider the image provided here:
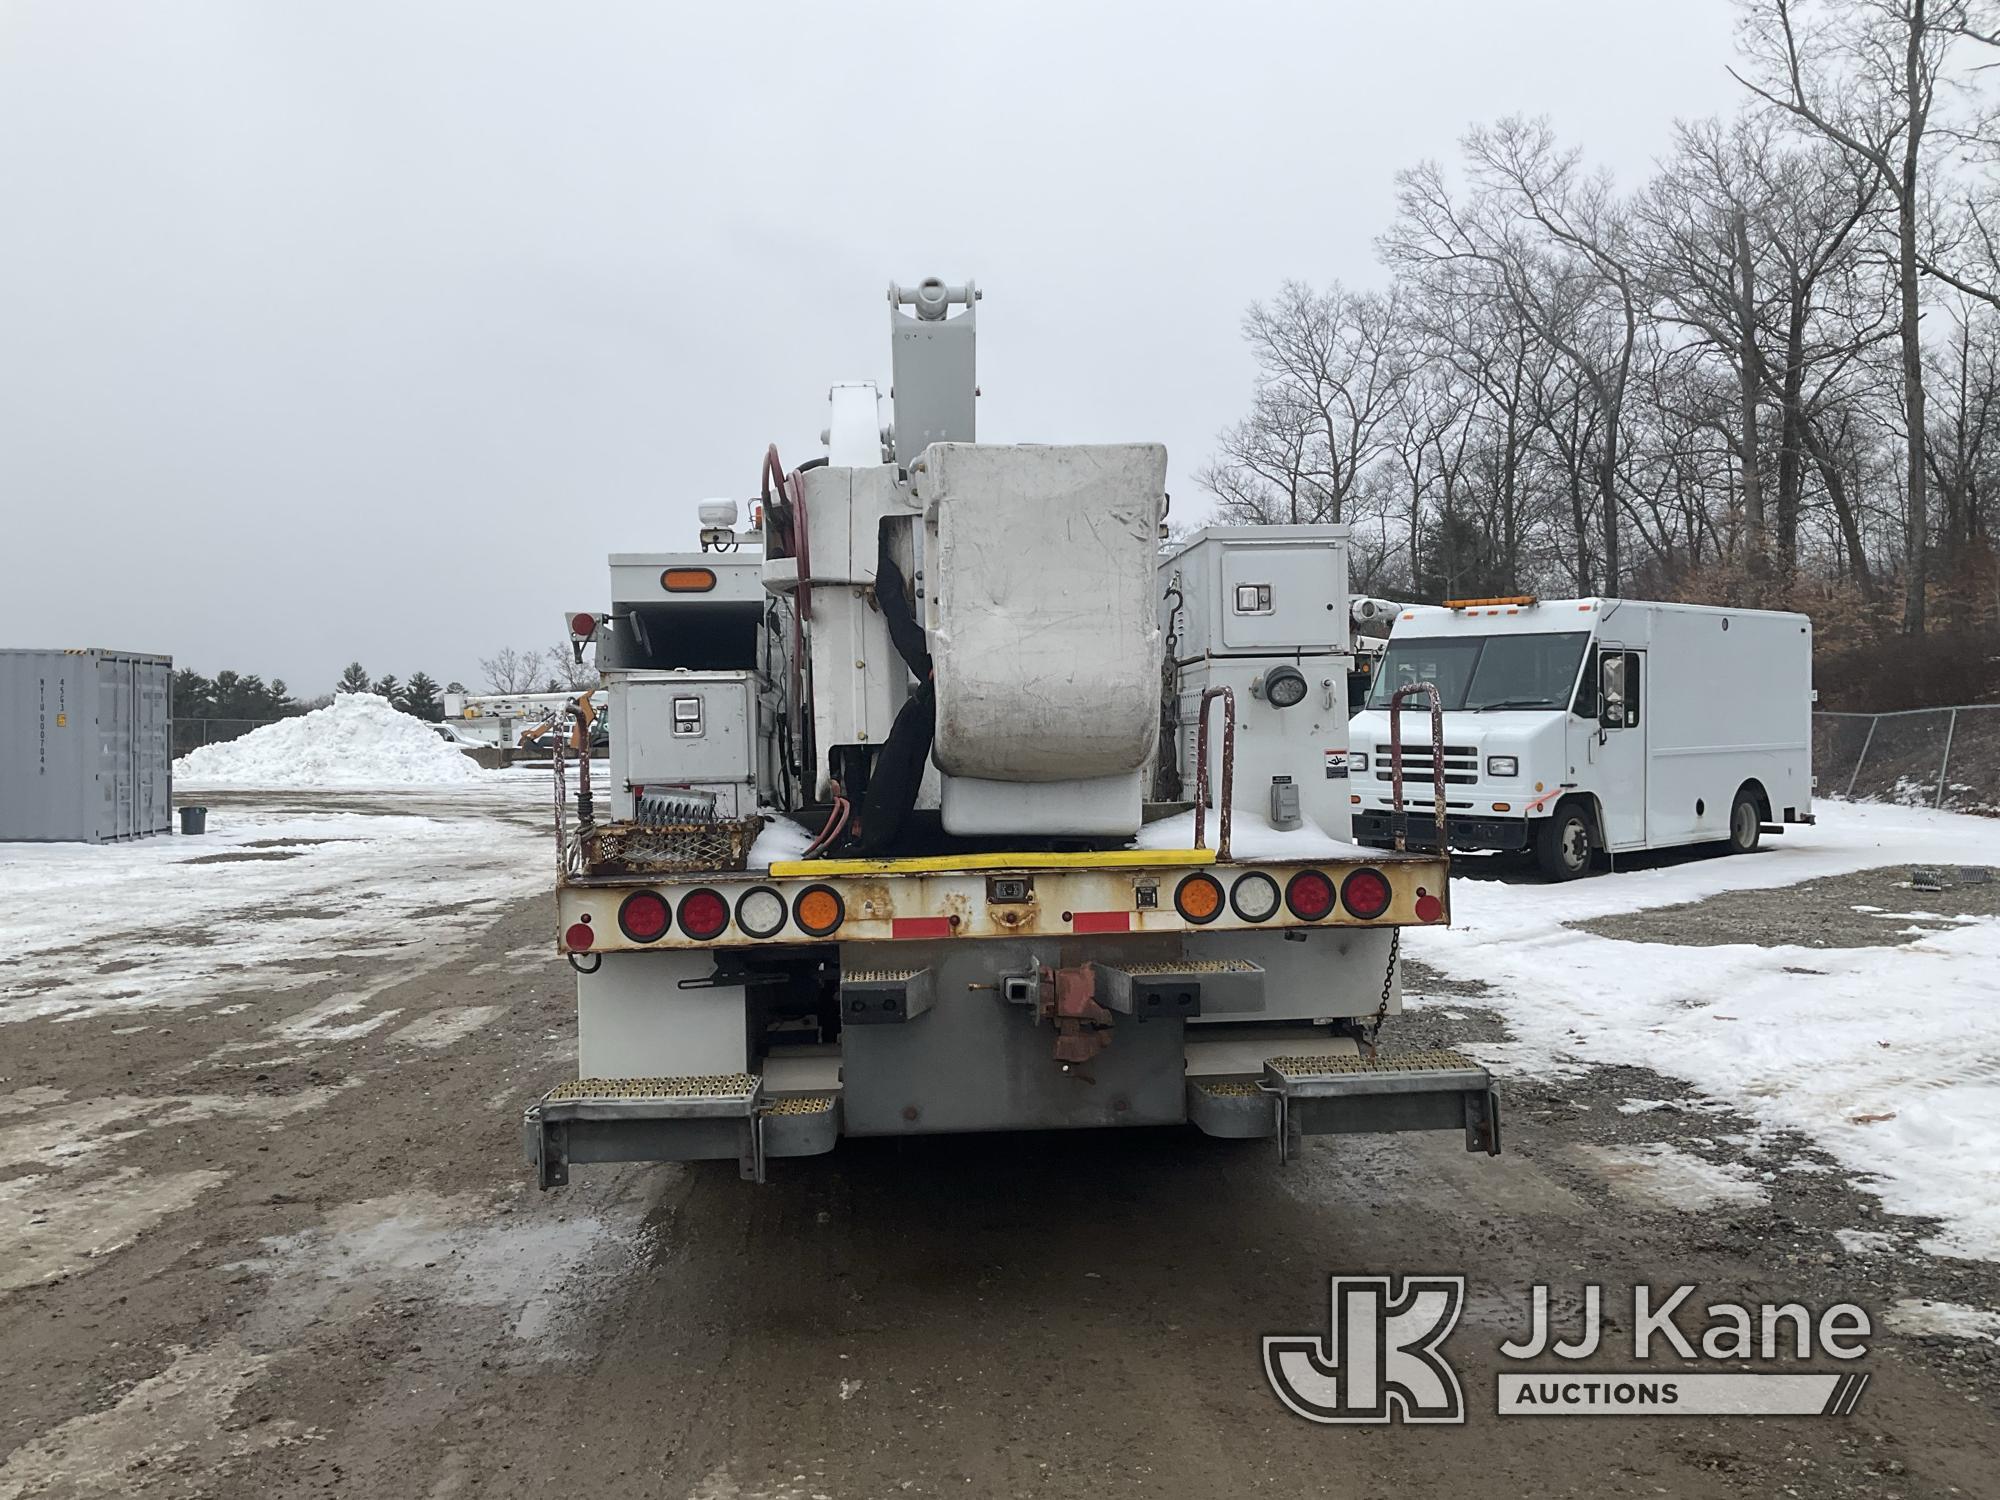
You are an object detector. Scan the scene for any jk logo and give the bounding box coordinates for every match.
[1264,1275,1467,1424]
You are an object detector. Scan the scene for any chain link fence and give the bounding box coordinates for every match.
[171,717,284,759]
[1814,705,2000,815]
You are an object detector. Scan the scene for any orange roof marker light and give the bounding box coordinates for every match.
[1443,595,1537,611]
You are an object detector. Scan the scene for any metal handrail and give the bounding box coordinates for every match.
[1387,681,1448,853]
[1193,685,1235,861]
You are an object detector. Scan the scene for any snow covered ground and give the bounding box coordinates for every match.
[4,776,1995,1265]
[1410,800,2000,1261]
[0,781,549,1026]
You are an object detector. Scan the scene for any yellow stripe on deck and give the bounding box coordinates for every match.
[768,847,1218,877]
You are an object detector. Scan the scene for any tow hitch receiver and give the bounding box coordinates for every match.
[1259,1049,1501,1162]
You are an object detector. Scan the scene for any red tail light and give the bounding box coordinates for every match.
[1341,868,1392,920]
[676,887,730,941]
[1285,870,1336,920]
[564,921,595,950]
[569,611,599,639]
[617,891,671,943]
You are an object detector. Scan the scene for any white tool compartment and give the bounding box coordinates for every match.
[1165,527,1350,658]
[611,671,760,818]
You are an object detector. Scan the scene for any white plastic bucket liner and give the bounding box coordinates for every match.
[923,442,1166,782]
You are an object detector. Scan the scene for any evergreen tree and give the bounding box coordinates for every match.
[372,674,405,708]
[403,672,444,721]
[171,669,216,720]
[337,662,371,695]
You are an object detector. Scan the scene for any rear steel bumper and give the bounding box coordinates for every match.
[525,1048,1500,1186]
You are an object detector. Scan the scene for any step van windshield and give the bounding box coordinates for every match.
[1365,631,1593,714]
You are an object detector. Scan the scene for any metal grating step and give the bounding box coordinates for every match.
[1266,1049,1478,1077]
[764,1093,837,1117]
[535,1074,762,1123]
[545,1074,757,1102]
[1123,959,1261,976]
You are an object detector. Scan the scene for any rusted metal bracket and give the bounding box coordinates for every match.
[1038,963,1115,1068]
[1192,684,1236,860]
[1387,681,1447,853]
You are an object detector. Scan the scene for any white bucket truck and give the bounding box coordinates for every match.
[522,280,1500,1187]
[1347,596,1815,879]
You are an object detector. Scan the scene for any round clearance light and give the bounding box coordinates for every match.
[735,886,788,939]
[1341,867,1393,920]
[675,887,730,941]
[569,611,598,639]
[617,891,671,943]
[564,921,595,951]
[1230,871,1282,922]
[794,884,845,937]
[1285,869,1336,920]
[1174,872,1225,925]
[1262,664,1309,709]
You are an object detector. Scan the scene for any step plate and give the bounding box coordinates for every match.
[537,1074,760,1121]
[762,1093,840,1159]
[1264,1049,1490,1098]
[1260,1049,1501,1156]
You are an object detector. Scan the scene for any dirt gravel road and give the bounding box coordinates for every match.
[1,792,1995,1499]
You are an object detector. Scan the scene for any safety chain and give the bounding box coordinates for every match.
[1367,928,1401,1050]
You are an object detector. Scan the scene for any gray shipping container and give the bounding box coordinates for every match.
[1,649,174,843]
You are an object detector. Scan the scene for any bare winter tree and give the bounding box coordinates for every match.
[1202,281,1408,524]
[1384,117,1642,592]
[478,646,542,695]
[1731,0,1988,631]
[541,641,601,694]
[1198,18,2000,655]
[1197,385,1331,524]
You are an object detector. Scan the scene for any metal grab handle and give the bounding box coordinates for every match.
[1387,681,1447,853]
[1193,685,1235,861]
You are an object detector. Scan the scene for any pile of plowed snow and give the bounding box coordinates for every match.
[175,693,494,787]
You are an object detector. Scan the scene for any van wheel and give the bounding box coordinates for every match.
[1535,803,1594,881]
[1727,790,1762,854]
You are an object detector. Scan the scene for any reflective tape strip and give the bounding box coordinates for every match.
[1071,911,1131,934]
[891,916,953,940]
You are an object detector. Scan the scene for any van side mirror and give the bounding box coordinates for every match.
[1598,655,1626,730]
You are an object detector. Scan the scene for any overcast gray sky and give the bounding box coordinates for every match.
[0,0,1744,695]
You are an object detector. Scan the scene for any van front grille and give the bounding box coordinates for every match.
[1378,742,1479,785]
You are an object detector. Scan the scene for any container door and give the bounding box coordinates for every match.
[137,660,170,834]
[97,656,135,840]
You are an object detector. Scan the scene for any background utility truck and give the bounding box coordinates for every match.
[524,277,1498,1186]
[1349,596,1815,880]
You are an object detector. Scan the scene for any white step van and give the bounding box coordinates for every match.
[1347,597,1815,879]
